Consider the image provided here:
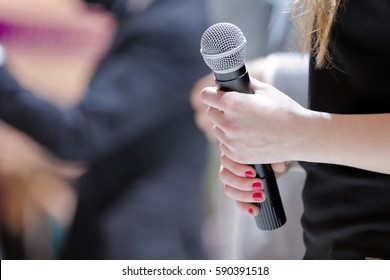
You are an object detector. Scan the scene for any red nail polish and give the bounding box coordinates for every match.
[253,192,263,202]
[248,208,254,215]
[252,182,263,190]
[245,171,255,178]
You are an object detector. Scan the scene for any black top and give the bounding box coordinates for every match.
[0,0,209,259]
[300,0,390,259]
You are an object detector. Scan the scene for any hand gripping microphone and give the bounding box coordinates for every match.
[200,22,286,230]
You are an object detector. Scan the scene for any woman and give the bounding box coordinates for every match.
[200,0,390,259]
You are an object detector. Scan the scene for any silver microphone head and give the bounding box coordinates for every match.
[200,22,247,74]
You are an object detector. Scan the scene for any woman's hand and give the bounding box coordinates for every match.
[219,154,287,216]
[200,77,310,215]
[200,78,310,165]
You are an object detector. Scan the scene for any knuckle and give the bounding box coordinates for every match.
[219,94,233,108]
[221,93,242,111]
[218,167,227,182]
[223,185,239,201]
[220,153,228,165]
[223,185,232,197]
[221,134,234,148]
[228,146,240,159]
[206,106,215,117]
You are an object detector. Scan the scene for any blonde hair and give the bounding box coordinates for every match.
[292,0,342,69]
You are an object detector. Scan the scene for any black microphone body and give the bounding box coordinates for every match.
[215,65,287,231]
[214,66,251,93]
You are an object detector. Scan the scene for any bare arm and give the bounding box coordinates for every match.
[302,111,390,174]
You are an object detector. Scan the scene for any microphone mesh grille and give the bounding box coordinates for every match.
[200,22,247,73]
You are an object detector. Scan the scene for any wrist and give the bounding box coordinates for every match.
[296,109,332,163]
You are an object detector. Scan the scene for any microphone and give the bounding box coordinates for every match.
[200,22,286,231]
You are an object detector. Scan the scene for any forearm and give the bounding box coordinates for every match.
[248,54,390,174]
[301,111,390,174]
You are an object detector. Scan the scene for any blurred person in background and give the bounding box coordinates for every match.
[0,0,209,259]
[192,0,308,259]
[0,0,113,260]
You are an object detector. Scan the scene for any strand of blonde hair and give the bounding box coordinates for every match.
[292,0,341,69]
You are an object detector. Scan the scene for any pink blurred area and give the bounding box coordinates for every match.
[0,0,115,259]
[0,0,115,105]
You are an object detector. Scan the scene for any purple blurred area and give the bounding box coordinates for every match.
[0,3,113,56]
[0,20,102,52]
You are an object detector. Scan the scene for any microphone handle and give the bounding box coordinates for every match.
[214,66,286,231]
[253,164,286,230]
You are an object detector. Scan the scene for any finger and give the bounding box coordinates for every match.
[206,106,225,127]
[212,126,234,151]
[219,166,263,192]
[224,184,266,203]
[219,142,233,160]
[219,142,247,164]
[271,162,288,174]
[220,154,257,178]
[236,200,259,216]
[200,87,226,111]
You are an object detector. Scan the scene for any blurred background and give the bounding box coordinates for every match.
[0,0,114,259]
[0,0,306,260]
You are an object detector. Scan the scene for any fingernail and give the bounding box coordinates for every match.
[253,192,263,202]
[245,171,255,178]
[248,208,254,215]
[252,182,263,190]
[203,87,217,95]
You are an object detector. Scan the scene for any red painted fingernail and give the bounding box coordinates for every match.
[248,208,254,215]
[252,182,263,190]
[245,171,255,178]
[253,192,263,202]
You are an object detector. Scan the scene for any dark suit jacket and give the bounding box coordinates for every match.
[0,0,209,259]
